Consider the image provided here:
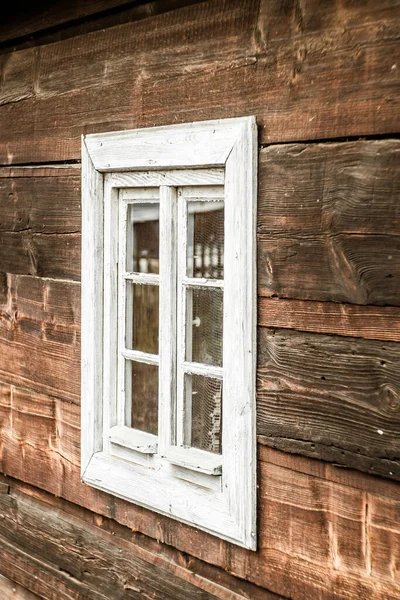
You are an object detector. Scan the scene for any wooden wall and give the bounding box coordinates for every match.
[0,1,399,599]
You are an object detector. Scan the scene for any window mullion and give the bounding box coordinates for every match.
[117,196,129,427]
[158,185,178,453]
[176,188,189,448]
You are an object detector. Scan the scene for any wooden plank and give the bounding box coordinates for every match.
[0,542,104,600]
[259,298,400,342]
[0,1,204,47]
[258,139,400,306]
[0,274,80,402]
[257,328,400,480]
[0,0,143,44]
[0,0,399,163]
[0,175,81,280]
[0,574,41,600]
[259,445,400,502]
[0,176,81,233]
[258,140,400,237]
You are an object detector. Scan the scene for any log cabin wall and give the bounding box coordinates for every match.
[0,1,399,598]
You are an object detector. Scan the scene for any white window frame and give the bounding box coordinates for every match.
[81,117,257,549]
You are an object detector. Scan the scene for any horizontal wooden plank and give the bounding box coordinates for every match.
[0,0,399,163]
[0,574,41,600]
[259,297,400,342]
[0,456,399,600]
[258,445,400,502]
[0,1,203,47]
[0,274,80,401]
[258,139,400,305]
[258,140,400,237]
[257,328,400,480]
[0,176,81,233]
[0,0,140,44]
[0,175,81,280]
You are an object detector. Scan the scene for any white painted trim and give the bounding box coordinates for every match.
[113,169,224,189]
[81,139,104,476]
[81,117,257,549]
[121,350,159,365]
[109,425,158,454]
[85,118,251,171]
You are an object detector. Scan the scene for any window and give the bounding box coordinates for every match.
[81,117,257,549]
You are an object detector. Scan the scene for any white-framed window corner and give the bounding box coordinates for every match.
[81,117,257,550]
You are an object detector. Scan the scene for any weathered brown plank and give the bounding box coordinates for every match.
[259,445,400,502]
[258,139,400,305]
[0,274,80,401]
[0,0,141,44]
[259,298,400,342]
[258,140,400,237]
[0,175,81,280]
[0,1,206,52]
[257,328,400,479]
[0,574,41,600]
[258,232,400,306]
[0,176,80,232]
[0,541,103,600]
[0,0,399,163]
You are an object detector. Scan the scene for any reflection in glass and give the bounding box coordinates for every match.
[126,282,159,354]
[127,360,158,435]
[186,287,223,367]
[127,203,159,274]
[185,374,222,454]
[187,202,224,279]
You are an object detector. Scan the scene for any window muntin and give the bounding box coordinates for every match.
[81,118,257,549]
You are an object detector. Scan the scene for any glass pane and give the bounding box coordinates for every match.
[186,287,223,366]
[186,374,222,454]
[126,282,159,354]
[127,202,159,273]
[187,202,224,279]
[127,361,158,435]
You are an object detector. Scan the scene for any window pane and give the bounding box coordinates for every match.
[127,203,159,273]
[126,282,159,354]
[186,287,223,367]
[127,361,158,435]
[186,374,222,454]
[187,202,224,279]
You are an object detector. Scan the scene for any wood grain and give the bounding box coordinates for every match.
[0,175,81,280]
[257,328,400,479]
[0,574,41,600]
[258,139,400,305]
[0,0,399,163]
[259,297,400,342]
[0,274,80,401]
[0,1,204,48]
[0,0,143,44]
